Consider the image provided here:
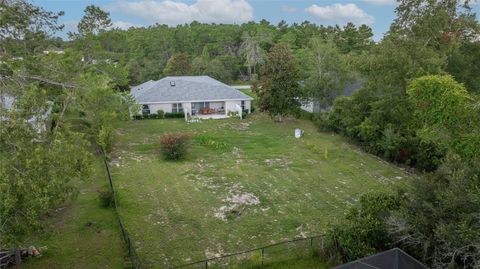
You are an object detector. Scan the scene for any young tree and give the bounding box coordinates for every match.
[163,53,192,76]
[300,38,353,109]
[254,43,301,122]
[240,29,273,80]
[0,2,131,263]
[0,88,92,263]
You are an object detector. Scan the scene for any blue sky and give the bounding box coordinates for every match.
[34,0,480,41]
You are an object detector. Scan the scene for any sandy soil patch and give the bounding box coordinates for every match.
[214,183,260,221]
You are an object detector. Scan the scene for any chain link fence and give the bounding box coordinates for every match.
[170,235,325,269]
[102,155,143,269]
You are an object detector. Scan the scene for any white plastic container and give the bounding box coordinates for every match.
[295,128,303,138]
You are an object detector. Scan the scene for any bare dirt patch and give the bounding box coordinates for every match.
[214,183,260,221]
[230,122,250,131]
[110,150,151,167]
[264,157,292,168]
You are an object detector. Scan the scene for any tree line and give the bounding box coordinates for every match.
[59,5,373,88]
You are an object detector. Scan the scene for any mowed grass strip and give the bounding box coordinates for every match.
[21,159,126,269]
[110,114,415,268]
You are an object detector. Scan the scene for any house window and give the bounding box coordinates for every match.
[241,100,245,110]
[172,103,183,113]
[142,104,150,115]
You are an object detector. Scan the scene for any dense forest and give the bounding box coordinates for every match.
[1,0,480,268]
[60,18,373,87]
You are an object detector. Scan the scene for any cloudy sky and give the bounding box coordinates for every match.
[34,0,480,41]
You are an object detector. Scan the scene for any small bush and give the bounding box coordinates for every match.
[228,111,240,118]
[164,112,185,118]
[157,110,165,119]
[160,132,190,160]
[98,188,115,208]
[195,135,229,150]
[324,193,400,263]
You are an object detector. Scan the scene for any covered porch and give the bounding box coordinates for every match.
[191,101,226,116]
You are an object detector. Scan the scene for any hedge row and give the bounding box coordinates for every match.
[133,111,185,120]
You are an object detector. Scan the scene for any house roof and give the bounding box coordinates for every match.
[333,248,429,269]
[131,76,253,104]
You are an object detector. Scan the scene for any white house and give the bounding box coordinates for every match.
[1,94,51,132]
[300,81,362,113]
[131,76,253,119]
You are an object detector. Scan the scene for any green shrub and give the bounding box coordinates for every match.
[98,188,115,208]
[228,111,240,118]
[164,112,185,118]
[325,193,400,263]
[160,132,190,160]
[195,135,229,150]
[157,110,165,119]
[311,113,329,131]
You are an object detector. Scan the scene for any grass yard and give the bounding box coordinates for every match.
[110,113,416,268]
[21,159,126,269]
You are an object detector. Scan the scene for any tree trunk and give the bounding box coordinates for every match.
[14,249,21,265]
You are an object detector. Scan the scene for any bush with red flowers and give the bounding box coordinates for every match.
[160,132,190,160]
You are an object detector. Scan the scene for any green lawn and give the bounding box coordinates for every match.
[21,160,127,269]
[110,113,416,268]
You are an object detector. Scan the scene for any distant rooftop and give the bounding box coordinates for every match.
[333,248,429,269]
[131,76,253,104]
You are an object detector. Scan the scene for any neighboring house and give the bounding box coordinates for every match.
[131,76,253,118]
[1,94,51,132]
[301,81,362,113]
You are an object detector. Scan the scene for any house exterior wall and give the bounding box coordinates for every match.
[182,102,192,116]
[301,101,314,113]
[244,100,251,112]
[141,99,251,116]
[209,101,224,110]
[146,103,172,114]
[225,100,241,114]
[225,100,251,114]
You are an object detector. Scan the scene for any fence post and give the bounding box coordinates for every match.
[261,247,264,266]
[205,260,208,269]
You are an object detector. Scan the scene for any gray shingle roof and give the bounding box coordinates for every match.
[131,76,253,103]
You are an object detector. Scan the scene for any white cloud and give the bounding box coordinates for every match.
[108,0,253,25]
[111,20,143,30]
[362,0,396,5]
[281,5,297,13]
[306,3,374,25]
